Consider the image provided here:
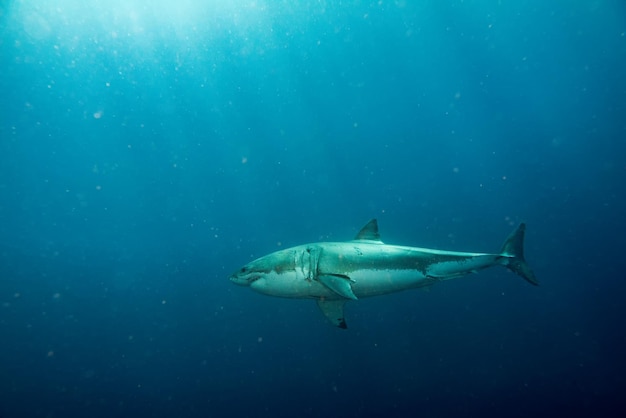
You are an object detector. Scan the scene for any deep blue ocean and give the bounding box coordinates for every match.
[1,1,625,417]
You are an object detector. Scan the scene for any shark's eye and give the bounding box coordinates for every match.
[240,267,248,273]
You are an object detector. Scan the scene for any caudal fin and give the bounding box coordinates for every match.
[500,223,539,286]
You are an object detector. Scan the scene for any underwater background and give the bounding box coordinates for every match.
[1,1,625,417]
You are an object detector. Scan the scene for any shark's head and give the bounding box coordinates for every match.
[230,249,292,287]
[229,247,317,298]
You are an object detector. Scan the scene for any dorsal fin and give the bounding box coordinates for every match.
[354,219,381,242]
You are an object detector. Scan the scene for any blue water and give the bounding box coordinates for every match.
[1,1,625,417]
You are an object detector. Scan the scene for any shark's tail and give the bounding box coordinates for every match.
[499,223,539,286]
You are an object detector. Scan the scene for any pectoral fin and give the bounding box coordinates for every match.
[316,299,348,329]
[318,274,358,300]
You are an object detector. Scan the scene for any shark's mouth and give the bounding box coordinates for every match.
[244,275,261,284]
[230,274,261,286]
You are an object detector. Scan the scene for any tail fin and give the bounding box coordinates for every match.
[500,223,539,286]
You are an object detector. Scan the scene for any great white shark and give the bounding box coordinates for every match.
[230,219,538,329]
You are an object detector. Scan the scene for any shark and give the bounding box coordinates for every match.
[230,219,538,329]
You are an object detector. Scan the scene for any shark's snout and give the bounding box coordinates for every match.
[229,266,261,287]
[229,275,248,286]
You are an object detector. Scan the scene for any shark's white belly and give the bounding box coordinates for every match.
[349,268,433,297]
